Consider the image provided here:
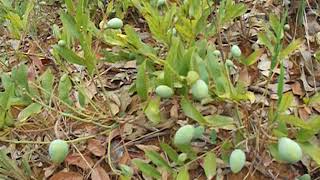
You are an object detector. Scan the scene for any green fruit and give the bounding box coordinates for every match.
[278,137,302,163]
[231,45,241,58]
[107,18,123,29]
[157,0,166,7]
[297,174,311,180]
[213,50,221,57]
[225,59,234,67]
[193,126,204,139]
[191,79,208,100]
[155,85,174,98]
[174,125,195,146]
[49,139,69,164]
[284,24,290,31]
[58,40,66,46]
[178,153,187,162]
[186,71,199,85]
[229,149,246,173]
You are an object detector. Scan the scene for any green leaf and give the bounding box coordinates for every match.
[145,150,171,171]
[176,166,189,180]
[58,74,73,105]
[132,159,161,179]
[277,115,311,130]
[240,49,264,66]
[204,115,235,129]
[278,92,293,113]
[180,96,206,124]
[257,32,273,53]
[136,61,148,101]
[144,97,161,124]
[53,45,86,66]
[39,69,54,102]
[12,64,28,91]
[203,152,216,179]
[299,142,320,165]
[0,83,14,110]
[60,12,81,39]
[279,39,303,60]
[267,144,282,161]
[160,143,179,163]
[17,103,42,122]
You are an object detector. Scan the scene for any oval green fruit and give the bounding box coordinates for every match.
[297,174,311,180]
[58,40,66,47]
[278,137,302,163]
[49,139,69,164]
[191,79,208,100]
[155,85,174,98]
[225,59,234,67]
[231,45,241,58]
[107,18,123,29]
[178,153,187,162]
[193,126,204,139]
[157,0,166,7]
[213,50,221,57]
[186,71,199,85]
[229,149,246,173]
[174,125,195,146]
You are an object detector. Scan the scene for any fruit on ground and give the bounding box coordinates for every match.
[107,18,123,29]
[174,125,195,145]
[229,149,246,173]
[155,85,174,98]
[58,40,66,46]
[49,139,69,164]
[231,45,241,58]
[178,153,187,162]
[186,71,199,85]
[191,79,208,100]
[278,137,302,163]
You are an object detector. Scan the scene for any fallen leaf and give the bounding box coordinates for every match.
[65,154,94,170]
[91,166,110,180]
[87,139,106,157]
[50,171,83,180]
[136,144,160,152]
[291,81,305,96]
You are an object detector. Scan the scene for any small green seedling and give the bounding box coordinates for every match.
[231,45,241,58]
[107,18,123,29]
[155,85,174,98]
[229,149,246,173]
[191,79,208,100]
[49,139,69,164]
[174,125,195,146]
[278,137,302,163]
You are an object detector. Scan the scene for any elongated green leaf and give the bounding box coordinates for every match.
[278,92,293,113]
[203,152,216,179]
[58,74,73,105]
[180,96,206,124]
[17,103,42,122]
[160,143,179,163]
[277,115,310,130]
[257,32,274,53]
[299,142,320,165]
[132,159,161,179]
[60,12,81,39]
[240,49,264,66]
[279,39,303,60]
[39,69,54,102]
[12,64,28,90]
[276,61,285,109]
[145,150,171,171]
[53,45,86,66]
[204,115,235,129]
[0,83,14,110]
[136,61,148,101]
[176,166,189,180]
[144,97,161,124]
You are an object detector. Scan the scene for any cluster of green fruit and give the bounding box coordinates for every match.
[173,125,306,175]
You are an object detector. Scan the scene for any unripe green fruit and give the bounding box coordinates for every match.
[278,137,302,163]
[174,125,195,146]
[193,126,204,139]
[297,174,311,180]
[107,18,123,29]
[231,45,241,58]
[284,24,290,31]
[213,50,221,57]
[157,0,166,7]
[186,71,199,85]
[49,139,69,164]
[191,79,208,100]
[229,149,246,173]
[58,40,66,46]
[178,153,187,162]
[155,85,174,98]
[225,59,234,67]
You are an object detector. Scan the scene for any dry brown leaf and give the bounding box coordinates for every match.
[65,154,94,170]
[87,139,106,157]
[299,107,310,121]
[291,81,305,96]
[136,144,160,152]
[50,171,83,180]
[91,166,110,180]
